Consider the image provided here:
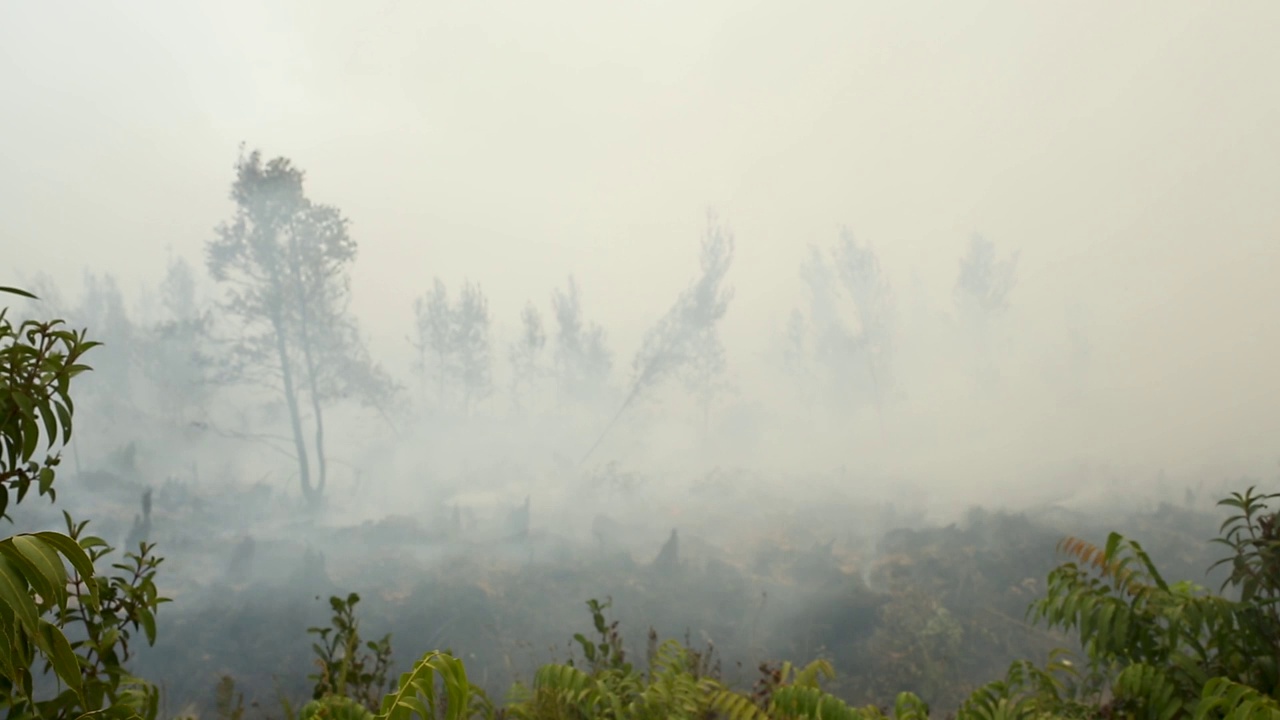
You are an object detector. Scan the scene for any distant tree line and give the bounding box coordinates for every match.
[17,147,1028,511]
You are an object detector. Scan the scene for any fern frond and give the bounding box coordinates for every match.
[1112,663,1186,720]
[790,659,835,689]
[1193,676,1280,720]
[377,651,474,720]
[706,686,768,720]
[770,685,883,720]
[892,692,930,720]
[1056,533,1167,597]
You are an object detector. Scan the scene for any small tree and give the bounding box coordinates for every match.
[955,235,1018,317]
[508,301,547,414]
[677,216,735,433]
[551,276,613,410]
[833,229,895,419]
[410,278,453,407]
[583,213,735,460]
[453,280,493,416]
[410,278,493,416]
[954,235,1019,388]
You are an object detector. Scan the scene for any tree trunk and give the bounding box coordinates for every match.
[297,316,328,504]
[287,238,328,509]
[272,313,315,507]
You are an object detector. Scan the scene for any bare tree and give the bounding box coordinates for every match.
[583,212,735,461]
[678,217,735,433]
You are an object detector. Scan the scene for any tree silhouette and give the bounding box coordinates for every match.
[551,275,613,410]
[509,301,547,413]
[583,212,734,461]
[206,148,394,509]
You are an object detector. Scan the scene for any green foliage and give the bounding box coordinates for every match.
[997,485,1280,719]
[301,694,375,720]
[215,675,247,720]
[0,527,101,712]
[0,290,99,515]
[864,585,963,705]
[377,650,490,720]
[0,287,167,719]
[503,596,931,720]
[958,651,1095,720]
[17,274,1279,720]
[1211,487,1280,608]
[309,592,394,713]
[569,598,630,675]
[50,513,168,717]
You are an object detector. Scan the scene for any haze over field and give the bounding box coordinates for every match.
[6,3,1280,714]
[3,2,1279,521]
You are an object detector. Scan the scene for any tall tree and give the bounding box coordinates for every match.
[206,149,391,509]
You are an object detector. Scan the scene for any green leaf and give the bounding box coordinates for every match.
[20,412,39,463]
[0,542,55,613]
[0,287,39,300]
[38,466,55,497]
[53,401,73,445]
[0,554,41,638]
[140,609,157,646]
[11,535,70,608]
[32,531,98,608]
[38,618,83,697]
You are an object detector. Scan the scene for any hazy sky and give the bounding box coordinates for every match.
[3,2,1278,484]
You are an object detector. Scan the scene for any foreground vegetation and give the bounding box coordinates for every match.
[4,289,1280,719]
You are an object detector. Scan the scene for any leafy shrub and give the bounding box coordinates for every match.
[309,592,394,713]
[967,485,1280,719]
[0,286,167,719]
